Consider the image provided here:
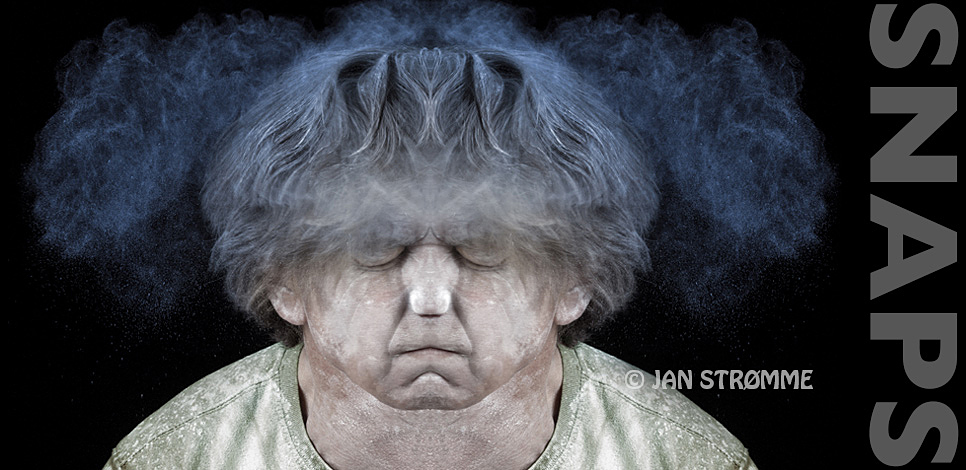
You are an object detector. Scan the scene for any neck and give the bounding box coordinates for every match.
[297,343,563,470]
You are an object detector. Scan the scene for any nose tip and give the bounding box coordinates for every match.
[402,244,458,316]
[409,288,452,316]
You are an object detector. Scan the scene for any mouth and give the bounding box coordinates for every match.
[391,346,470,357]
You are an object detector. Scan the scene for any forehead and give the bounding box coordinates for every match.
[300,180,570,290]
[346,213,508,252]
[334,175,537,249]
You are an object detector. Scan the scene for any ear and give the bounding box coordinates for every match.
[553,287,590,326]
[270,287,307,326]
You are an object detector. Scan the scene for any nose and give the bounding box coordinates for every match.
[401,243,458,316]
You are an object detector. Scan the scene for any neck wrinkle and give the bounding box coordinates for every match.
[296,340,564,470]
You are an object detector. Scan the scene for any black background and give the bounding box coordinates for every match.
[9,1,960,468]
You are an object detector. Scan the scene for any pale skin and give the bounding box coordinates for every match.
[272,231,590,470]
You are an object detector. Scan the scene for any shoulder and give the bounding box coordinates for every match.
[105,343,303,469]
[555,343,756,469]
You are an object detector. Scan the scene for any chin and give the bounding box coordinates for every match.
[378,378,484,410]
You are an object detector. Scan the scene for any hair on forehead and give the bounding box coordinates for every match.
[203,42,658,346]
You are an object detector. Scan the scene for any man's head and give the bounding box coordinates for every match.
[202,46,657,408]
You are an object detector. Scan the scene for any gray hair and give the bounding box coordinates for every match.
[202,46,658,346]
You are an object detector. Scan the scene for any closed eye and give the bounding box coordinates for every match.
[454,246,505,270]
[355,246,406,271]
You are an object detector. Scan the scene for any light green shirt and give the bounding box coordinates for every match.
[105,343,757,469]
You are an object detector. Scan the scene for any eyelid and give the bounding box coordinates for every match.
[355,246,406,270]
[454,246,505,270]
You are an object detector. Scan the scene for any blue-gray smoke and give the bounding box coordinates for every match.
[552,12,832,311]
[29,11,316,314]
[28,1,832,323]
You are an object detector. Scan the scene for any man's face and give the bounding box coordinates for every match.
[281,231,581,410]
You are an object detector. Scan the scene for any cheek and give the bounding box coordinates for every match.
[308,274,404,359]
[458,273,552,352]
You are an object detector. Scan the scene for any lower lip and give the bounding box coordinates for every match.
[401,348,460,358]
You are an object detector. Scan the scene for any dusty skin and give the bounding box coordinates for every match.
[272,232,590,469]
